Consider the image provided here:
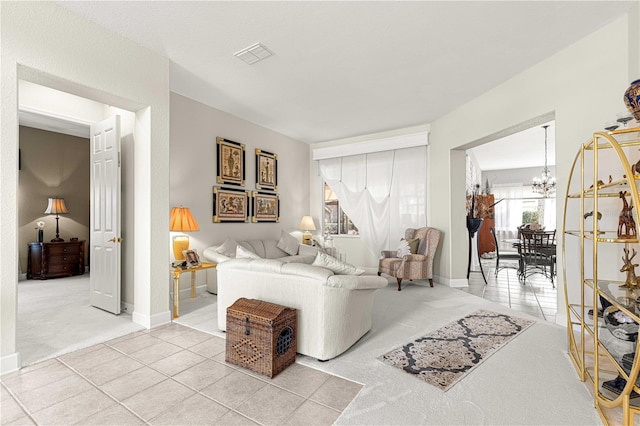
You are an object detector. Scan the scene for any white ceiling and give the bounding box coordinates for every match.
[471,121,555,171]
[55,1,635,147]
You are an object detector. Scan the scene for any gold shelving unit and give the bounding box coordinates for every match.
[563,127,640,425]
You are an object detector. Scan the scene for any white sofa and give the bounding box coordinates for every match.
[216,258,388,361]
[202,239,319,293]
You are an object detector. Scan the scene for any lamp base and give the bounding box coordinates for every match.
[173,235,190,260]
[50,237,64,242]
[302,231,312,245]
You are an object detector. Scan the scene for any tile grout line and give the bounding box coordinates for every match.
[0,381,39,426]
[55,356,151,425]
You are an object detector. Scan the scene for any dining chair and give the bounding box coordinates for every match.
[489,226,521,277]
[519,229,556,287]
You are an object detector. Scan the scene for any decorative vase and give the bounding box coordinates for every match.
[466,217,483,237]
[623,79,640,122]
[603,306,638,342]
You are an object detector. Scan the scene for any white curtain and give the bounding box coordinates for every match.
[492,184,524,248]
[318,146,427,256]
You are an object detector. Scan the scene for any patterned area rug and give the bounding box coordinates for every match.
[378,310,534,391]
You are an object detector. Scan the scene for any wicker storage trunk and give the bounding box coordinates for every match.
[225,298,297,378]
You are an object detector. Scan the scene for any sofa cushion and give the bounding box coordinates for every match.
[278,255,316,264]
[219,258,284,273]
[236,245,261,259]
[277,230,299,256]
[215,237,238,258]
[280,262,334,281]
[312,251,365,275]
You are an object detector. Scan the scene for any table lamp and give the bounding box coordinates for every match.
[299,215,316,245]
[170,207,200,260]
[44,197,69,242]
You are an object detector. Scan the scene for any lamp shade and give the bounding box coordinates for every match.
[170,207,200,232]
[298,215,316,231]
[44,197,69,215]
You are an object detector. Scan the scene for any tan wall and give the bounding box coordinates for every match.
[18,126,90,273]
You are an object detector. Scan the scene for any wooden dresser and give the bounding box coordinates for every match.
[27,241,85,280]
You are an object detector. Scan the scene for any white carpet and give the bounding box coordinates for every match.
[175,280,601,426]
[16,275,144,366]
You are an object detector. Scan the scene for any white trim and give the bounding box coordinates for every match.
[1,352,21,375]
[312,131,429,160]
[132,310,171,329]
[434,274,469,288]
[18,105,95,127]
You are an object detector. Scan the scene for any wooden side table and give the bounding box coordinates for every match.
[171,262,216,318]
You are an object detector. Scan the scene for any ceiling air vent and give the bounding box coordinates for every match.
[233,42,274,65]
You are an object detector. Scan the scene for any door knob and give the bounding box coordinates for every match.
[108,237,123,243]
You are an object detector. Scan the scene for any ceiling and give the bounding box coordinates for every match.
[54,1,635,146]
[471,121,555,171]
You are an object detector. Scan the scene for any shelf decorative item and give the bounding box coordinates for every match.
[620,248,640,289]
[617,191,637,239]
[604,306,638,342]
[623,79,640,121]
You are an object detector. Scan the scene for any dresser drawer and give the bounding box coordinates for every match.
[48,253,79,265]
[47,263,81,276]
[45,244,81,256]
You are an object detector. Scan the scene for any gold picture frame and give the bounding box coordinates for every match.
[255,149,278,191]
[252,191,279,222]
[213,186,250,223]
[216,137,245,186]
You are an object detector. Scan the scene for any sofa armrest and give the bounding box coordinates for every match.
[326,275,388,290]
[202,246,232,264]
[380,250,397,259]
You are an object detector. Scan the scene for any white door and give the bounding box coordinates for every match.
[90,116,122,314]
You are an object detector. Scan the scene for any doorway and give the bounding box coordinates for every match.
[16,81,139,366]
[462,118,558,322]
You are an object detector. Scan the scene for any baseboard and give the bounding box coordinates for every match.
[1,352,21,375]
[177,284,208,298]
[121,301,134,315]
[434,274,469,288]
[132,310,171,329]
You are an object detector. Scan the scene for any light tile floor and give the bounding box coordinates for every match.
[1,324,361,426]
[460,257,558,323]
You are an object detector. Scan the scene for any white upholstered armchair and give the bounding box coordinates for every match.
[378,227,441,291]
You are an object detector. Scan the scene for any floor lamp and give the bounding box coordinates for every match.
[44,197,69,242]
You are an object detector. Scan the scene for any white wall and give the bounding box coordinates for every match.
[428,12,638,325]
[1,2,170,374]
[169,93,310,292]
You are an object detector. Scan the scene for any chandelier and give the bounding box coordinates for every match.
[531,125,556,197]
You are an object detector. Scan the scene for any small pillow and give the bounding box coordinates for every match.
[397,240,411,258]
[236,245,261,259]
[215,237,238,258]
[277,230,299,256]
[312,251,365,275]
[406,238,419,254]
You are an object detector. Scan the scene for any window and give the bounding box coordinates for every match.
[323,183,358,235]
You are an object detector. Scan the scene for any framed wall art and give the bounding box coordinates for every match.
[213,186,250,223]
[252,191,279,222]
[216,137,245,186]
[255,149,278,191]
